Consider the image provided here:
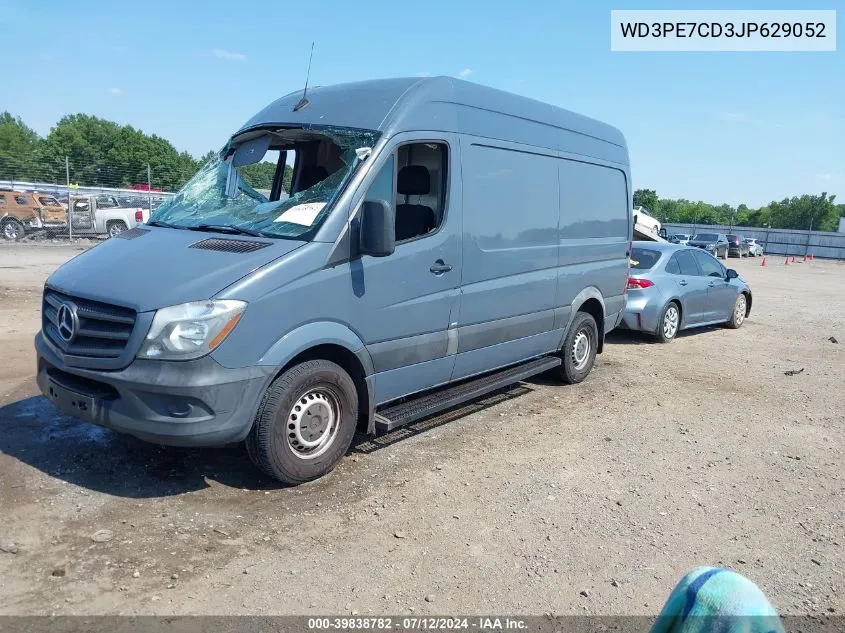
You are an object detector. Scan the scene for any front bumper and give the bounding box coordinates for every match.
[35,331,274,446]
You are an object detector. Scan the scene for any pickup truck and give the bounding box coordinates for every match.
[69,195,150,237]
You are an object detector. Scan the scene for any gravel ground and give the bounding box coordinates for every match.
[0,243,842,617]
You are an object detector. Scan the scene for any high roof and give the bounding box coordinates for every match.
[237,76,628,165]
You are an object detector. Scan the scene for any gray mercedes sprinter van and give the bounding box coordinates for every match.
[35,77,632,484]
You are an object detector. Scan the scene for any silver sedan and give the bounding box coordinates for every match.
[621,243,753,342]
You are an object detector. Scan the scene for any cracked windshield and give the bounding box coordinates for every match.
[151,127,379,239]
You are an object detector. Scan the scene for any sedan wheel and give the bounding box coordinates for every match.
[726,294,747,329]
[656,302,680,343]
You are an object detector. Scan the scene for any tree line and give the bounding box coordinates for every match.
[2,111,842,230]
[634,189,844,232]
[0,112,288,193]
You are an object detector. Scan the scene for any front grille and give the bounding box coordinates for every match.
[43,289,136,359]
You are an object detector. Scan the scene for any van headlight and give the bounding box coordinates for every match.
[137,300,246,360]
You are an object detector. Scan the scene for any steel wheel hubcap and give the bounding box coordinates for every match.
[4,223,19,239]
[571,329,591,370]
[663,305,679,338]
[285,389,340,460]
[735,297,746,325]
[110,224,125,236]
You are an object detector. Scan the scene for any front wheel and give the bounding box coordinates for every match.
[246,359,358,485]
[556,312,598,384]
[726,294,747,329]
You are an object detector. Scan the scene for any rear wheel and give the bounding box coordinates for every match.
[726,294,747,329]
[246,359,358,485]
[2,219,25,241]
[655,301,680,343]
[107,220,128,237]
[556,312,598,384]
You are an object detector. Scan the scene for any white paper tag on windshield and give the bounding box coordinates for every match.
[274,202,326,226]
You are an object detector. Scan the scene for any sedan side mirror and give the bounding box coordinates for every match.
[726,268,738,279]
[359,199,395,257]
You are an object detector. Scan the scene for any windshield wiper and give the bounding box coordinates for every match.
[146,220,181,229]
[189,224,272,238]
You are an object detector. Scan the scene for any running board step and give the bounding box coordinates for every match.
[374,356,562,434]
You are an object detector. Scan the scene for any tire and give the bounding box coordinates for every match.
[726,293,747,329]
[246,359,358,485]
[2,219,25,241]
[721,248,729,260]
[107,220,128,238]
[655,301,680,343]
[556,312,598,384]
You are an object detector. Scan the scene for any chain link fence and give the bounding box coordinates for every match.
[0,155,179,242]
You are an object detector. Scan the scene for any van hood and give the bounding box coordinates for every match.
[46,226,306,312]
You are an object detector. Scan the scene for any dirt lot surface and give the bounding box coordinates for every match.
[0,243,842,617]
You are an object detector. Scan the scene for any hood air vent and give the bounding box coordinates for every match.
[189,238,271,253]
[114,227,150,240]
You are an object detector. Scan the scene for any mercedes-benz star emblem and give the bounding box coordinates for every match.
[56,302,79,343]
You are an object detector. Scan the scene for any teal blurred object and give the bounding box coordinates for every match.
[650,566,785,633]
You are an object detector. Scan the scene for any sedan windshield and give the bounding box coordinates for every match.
[150,126,379,240]
[693,233,718,241]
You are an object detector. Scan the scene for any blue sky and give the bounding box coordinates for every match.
[0,0,842,206]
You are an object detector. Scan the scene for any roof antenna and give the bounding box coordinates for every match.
[293,42,315,112]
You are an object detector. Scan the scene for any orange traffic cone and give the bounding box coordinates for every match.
[803,255,807,262]
[761,257,766,267]
[784,257,789,265]
[810,254,815,262]
[792,256,797,263]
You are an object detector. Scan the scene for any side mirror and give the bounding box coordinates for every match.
[726,268,738,279]
[359,199,395,257]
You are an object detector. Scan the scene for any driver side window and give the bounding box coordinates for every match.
[692,250,725,277]
[363,142,448,244]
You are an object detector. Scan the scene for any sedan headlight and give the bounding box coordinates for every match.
[705,244,715,250]
[137,300,246,360]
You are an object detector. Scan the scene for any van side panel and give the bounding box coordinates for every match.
[451,138,559,381]
[557,158,630,332]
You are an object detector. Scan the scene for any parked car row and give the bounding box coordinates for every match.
[668,231,764,257]
[1,188,158,239]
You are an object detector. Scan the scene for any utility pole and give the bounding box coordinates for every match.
[66,156,72,240]
[806,214,815,257]
[147,164,152,215]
